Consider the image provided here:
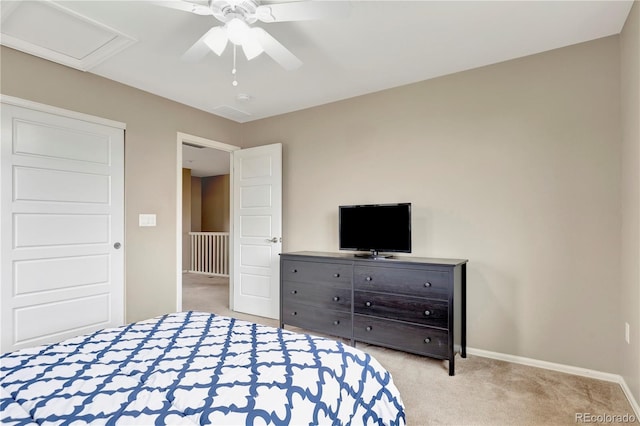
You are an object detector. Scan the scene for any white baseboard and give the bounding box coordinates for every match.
[619,379,640,420]
[467,347,640,418]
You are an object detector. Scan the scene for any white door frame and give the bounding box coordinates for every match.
[176,132,240,311]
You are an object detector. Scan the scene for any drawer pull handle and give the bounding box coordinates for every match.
[333,320,340,326]
[291,290,297,294]
[424,337,431,343]
[365,276,372,282]
[424,310,431,316]
[333,296,340,302]
[424,282,432,288]
[292,269,298,273]
[291,312,297,316]
[366,326,373,332]
[334,273,340,278]
[365,301,372,307]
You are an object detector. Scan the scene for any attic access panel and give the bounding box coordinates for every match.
[0,1,136,71]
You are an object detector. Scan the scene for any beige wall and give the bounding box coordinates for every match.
[620,1,640,404]
[0,46,243,323]
[202,175,230,232]
[182,168,192,271]
[191,176,202,232]
[241,36,623,373]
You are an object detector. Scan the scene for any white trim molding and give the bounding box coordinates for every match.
[175,132,239,314]
[177,132,240,152]
[467,347,640,418]
[0,95,126,129]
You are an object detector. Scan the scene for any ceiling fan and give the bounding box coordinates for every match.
[156,0,349,71]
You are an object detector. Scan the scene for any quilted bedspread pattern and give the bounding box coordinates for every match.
[1,311,405,425]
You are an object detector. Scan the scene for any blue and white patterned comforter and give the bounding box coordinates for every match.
[1,311,405,425]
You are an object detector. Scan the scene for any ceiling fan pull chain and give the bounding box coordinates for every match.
[232,44,238,87]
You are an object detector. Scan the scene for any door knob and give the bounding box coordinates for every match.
[267,237,279,243]
[114,242,121,249]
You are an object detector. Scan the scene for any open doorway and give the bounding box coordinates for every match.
[176,132,239,313]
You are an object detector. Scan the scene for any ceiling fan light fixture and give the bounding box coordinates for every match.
[241,37,263,60]
[226,18,251,45]
[203,29,228,55]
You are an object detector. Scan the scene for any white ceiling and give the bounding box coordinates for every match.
[1,0,634,175]
[183,143,230,177]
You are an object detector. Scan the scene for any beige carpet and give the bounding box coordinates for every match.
[182,273,638,425]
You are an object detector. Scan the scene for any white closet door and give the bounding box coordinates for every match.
[1,99,125,353]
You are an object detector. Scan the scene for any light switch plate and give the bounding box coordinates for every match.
[139,213,156,227]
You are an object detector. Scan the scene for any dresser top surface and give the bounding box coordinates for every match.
[280,251,468,266]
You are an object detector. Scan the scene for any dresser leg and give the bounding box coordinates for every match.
[461,263,467,358]
[449,357,455,376]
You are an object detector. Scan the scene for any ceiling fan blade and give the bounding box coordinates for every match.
[182,27,227,62]
[149,0,212,16]
[250,27,302,71]
[255,1,351,23]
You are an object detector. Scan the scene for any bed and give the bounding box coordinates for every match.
[1,311,405,425]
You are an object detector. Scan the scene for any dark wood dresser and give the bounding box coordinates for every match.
[280,251,468,375]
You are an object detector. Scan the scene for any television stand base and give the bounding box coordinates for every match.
[354,250,394,259]
[354,253,393,259]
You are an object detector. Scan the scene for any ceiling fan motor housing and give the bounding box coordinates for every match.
[210,0,261,24]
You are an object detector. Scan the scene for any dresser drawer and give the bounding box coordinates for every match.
[354,265,450,300]
[282,260,352,285]
[282,302,352,339]
[354,291,448,328]
[282,280,351,312]
[354,315,449,358]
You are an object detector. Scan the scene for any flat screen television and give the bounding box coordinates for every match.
[339,203,411,258]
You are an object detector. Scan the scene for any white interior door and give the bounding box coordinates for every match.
[232,143,282,319]
[1,98,125,353]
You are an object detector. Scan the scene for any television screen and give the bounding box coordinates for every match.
[339,203,411,256]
